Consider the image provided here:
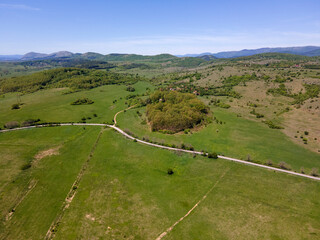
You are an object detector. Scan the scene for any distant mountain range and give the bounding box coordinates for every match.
[0,46,320,62]
[177,46,320,58]
[0,55,23,61]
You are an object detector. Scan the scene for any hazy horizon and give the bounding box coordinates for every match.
[1,45,320,57]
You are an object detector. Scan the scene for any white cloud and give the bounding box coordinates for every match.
[0,4,40,11]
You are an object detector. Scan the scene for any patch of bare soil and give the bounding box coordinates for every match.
[34,146,61,162]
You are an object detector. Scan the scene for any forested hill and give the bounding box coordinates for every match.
[0,68,143,94]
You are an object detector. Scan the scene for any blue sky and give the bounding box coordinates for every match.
[1,0,319,54]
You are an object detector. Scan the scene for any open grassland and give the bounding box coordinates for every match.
[0,122,319,239]
[51,130,320,239]
[0,126,101,239]
[0,81,153,127]
[117,106,320,172]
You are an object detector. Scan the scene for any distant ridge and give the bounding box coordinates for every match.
[177,46,320,58]
[21,51,74,60]
[0,55,23,61]
[1,46,320,62]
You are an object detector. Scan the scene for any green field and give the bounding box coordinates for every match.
[1,128,319,239]
[116,105,320,172]
[0,81,154,127]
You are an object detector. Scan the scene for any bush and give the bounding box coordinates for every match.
[208,152,218,159]
[266,160,273,166]
[4,121,20,129]
[167,168,174,175]
[71,97,94,105]
[278,161,291,170]
[11,103,20,110]
[22,119,41,127]
[21,163,31,170]
[263,120,284,129]
[126,86,135,92]
[310,168,319,177]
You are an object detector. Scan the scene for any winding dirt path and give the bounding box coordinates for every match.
[113,104,137,126]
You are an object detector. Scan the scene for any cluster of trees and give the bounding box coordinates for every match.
[263,120,284,129]
[267,83,320,105]
[146,91,210,133]
[165,82,242,98]
[209,99,231,109]
[0,68,142,94]
[71,97,94,105]
[222,73,257,88]
[126,86,135,92]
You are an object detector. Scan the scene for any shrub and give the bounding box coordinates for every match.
[71,97,94,105]
[278,162,291,170]
[167,168,174,175]
[21,119,41,127]
[21,163,31,170]
[266,160,273,166]
[263,120,284,129]
[310,168,319,177]
[300,167,305,174]
[11,103,20,110]
[208,152,218,159]
[126,86,135,92]
[4,121,20,129]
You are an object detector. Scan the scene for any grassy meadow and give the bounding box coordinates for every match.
[0,81,154,127]
[34,129,320,239]
[116,105,320,172]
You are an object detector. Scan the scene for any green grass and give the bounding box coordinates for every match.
[0,81,153,127]
[0,125,319,239]
[0,126,101,239]
[117,106,320,172]
[52,130,320,240]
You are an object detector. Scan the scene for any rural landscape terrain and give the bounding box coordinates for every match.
[0,48,319,239]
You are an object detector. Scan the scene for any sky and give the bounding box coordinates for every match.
[0,0,320,55]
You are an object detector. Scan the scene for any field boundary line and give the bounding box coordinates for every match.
[5,179,38,221]
[155,169,229,240]
[44,128,104,240]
